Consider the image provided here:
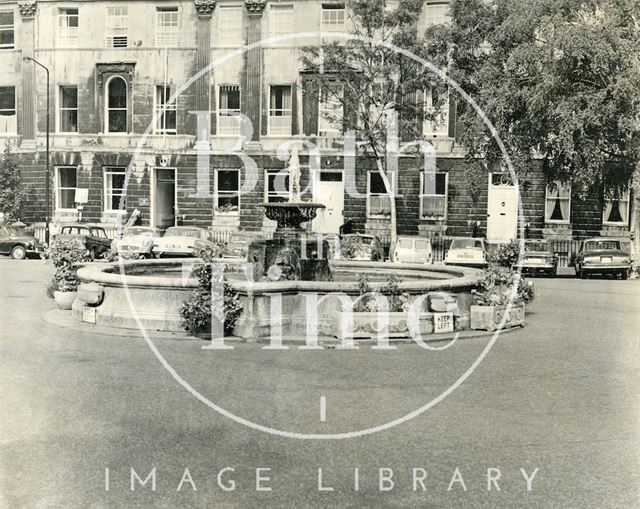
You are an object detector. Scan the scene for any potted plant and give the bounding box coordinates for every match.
[338,275,432,340]
[47,238,89,310]
[470,266,535,331]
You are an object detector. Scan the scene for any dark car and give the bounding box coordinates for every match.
[573,238,631,279]
[339,233,384,261]
[55,224,112,260]
[516,240,558,277]
[0,225,44,259]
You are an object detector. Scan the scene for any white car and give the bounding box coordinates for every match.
[111,226,161,259]
[153,227,215,258]
[444,238,488,268]
[393,236,432,264]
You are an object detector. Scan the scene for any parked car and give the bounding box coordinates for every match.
[55,224,112,260]
[573,238,631,279]
[444,238,488,268]
[393,236,432,264]
[339,233,384,261]
[516,240,558,276]
[111,226,161,259]
[223,231,256,259]
[153,227,216,258]
[0,225,44,259]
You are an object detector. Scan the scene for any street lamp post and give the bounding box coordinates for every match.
[23,56,50,245]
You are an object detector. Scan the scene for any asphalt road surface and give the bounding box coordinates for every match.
[1,258,639,508]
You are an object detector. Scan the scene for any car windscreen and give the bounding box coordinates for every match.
[63,227,89,235]
[451,239,482,249]
[398,239,412,248]
[165,228,201,237]
[584,240,620,251]
[125,228,155,237]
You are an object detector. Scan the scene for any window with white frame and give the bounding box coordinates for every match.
[545,182,571,224]
[59,86,78,133]
[269,85,292,135]
[215,169,240,215]
[425,2,451,26]
[420,172,448,219]
[368,172,392,218]
[318,83,343,137]
[106,6,128,48]
[265,168,291,203]
[0,10,14,49]
[154,86,177,135]
[0,86,16,134]
[58,8,79,47]
[56,166,77,210]
[106,77,127,133]
[217,85,241,135]
[155,7,179,47]
[218,5,243,47]
[423,87,449,137]
[603,190,630,226]
[321,3,345,32]
[269,4,294,41]
[104,167,126,211]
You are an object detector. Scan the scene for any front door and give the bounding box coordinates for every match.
[313,170,344,234]
[154,168,176,230]
[487,173,518,242]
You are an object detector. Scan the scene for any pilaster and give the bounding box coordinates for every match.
[194,0,216,149]
[243,1,266,145]
[18,1,37,149]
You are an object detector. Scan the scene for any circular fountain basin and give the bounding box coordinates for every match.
[72,258,483,337]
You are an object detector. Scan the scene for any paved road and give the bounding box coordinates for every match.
[1,258,639,508]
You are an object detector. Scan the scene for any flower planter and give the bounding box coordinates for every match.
[337,311,433,340]
[54,291,78,310]
[470,303,525,332]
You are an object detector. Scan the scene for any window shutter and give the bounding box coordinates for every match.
[302,78,319,136]
[448,98,457,139]
[210,85,217,136]
[291,81,299,135]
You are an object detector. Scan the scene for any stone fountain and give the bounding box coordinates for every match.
[247,147,332,282]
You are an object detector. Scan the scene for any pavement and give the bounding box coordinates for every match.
[1,258,639,508]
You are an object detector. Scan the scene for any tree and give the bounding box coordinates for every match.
[432,0,640,237]
[0,142,26,223]
[301,0,447,260]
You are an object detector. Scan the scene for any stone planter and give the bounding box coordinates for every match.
[54,291,77,310]
[337,311,433,340]
[470,303,525,332]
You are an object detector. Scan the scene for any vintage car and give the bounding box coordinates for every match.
[223,231,256,259]
[55,224,112,260]
[0,224,44,259]
[339,233,384,261]
[153,226,215,258]
[111,226,161,259]
[444,237,488,268]
[393,236,432,264]
[516,240,558,276]
[573,238,631,279]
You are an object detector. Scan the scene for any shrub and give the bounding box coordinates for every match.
[180,246,243,336]
[47,238,90,295]
[353,274,410,313]
[472,266,535,307]
[492,239,521,268]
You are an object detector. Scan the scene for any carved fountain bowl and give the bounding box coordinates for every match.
[260,202,326,231]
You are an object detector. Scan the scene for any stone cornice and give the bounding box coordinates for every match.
[18,0,37,18]
[95,62,137,88]
[194,0,216,16]
[244,0,266,15]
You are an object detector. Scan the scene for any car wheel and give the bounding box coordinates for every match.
[11,245,27,260]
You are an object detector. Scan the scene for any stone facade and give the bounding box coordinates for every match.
[0,0,631,241]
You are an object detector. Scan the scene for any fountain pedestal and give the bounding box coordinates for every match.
[248,202,332,282]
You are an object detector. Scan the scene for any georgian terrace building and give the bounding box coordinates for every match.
[0,0,632,243]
